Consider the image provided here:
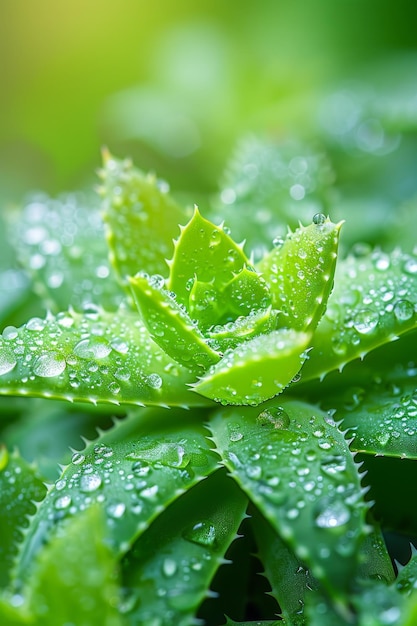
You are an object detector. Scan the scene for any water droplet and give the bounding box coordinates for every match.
[2,326,18,340]
[80,472,102,492]
[209,229,222,248]
[272,236,284,249]
[33,352,66,378]
[114,367,131,382]
[394,300,414,322]
[184,521,217,548]
[55,495,72,510]
[162,558,177,577]
[26,317,47,332]
[111,338,129,354]
[353,308,379,334]
[139,484,158,499]
[315,499,351,528]
[55,479,66,491]
[321,455,347,476]
[404,258,417,275]
[107,502,126,519]
[228,423,243,442]
[56,312,74,328]
[146,373,163,389]
[71,452,85,465]
[74,337,112,359]
[313,213,326,225]
[108,381,121,395]
[0,347,17,375]
[257,406,290,429]
[246,465,262,480]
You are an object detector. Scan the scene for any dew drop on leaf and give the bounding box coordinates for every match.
[312,213,326,225]
[54,494,72,510]
[80,472,102,493]
[0,347,17,375]
[71,452,85,465]
[25,317,47,332]
[146,373,163,389]
[257,406,290,429]
[394,299,415,322]
[33,352,66,378]
[107,502,126,519]
[183,520,217,548]
[404,257,417,275]
[73,337,112,359]
[353,308,379,334]
[315,499,351,528]
[2,326,18,340]
[162,558,178,578]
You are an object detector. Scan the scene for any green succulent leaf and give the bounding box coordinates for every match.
[0,449,46,589]
[396,548,417,596]
[168,208,249,308]
[251,509,317,625]
[257,217,342,333]
[0,307,206,408]
[100,151,188,282]
[121,469,248,626]
[302,248,417,381]
[26,506,125,626]
[10,193,123,312]
[193,329,310,406]
[223,266,272,319]
[14,409,219,584]
[206,306,277,352]
[208,399,369,607]
[188,278,226,330]
[324,366,417,459]
[129,273,220,374]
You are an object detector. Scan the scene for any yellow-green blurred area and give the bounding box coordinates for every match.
[1,0,417,202]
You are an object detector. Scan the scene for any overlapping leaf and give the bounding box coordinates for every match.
[121,469,248,626]
[303,248,417,381]
[208,400,369,607]
[193,330,310,405]
[13,409,219,584]
[257,217,342,333]
[0,450,46,589]
[100,151,188,282]
[0,306,208,408]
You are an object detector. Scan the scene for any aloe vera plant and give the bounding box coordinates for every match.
[2,142,417,626]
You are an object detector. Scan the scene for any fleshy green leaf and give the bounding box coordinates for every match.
[10,193,123,312]
[0,307,206,408]
[193,329,310,406]
[397,549,417,596]
[27,505,125,626]
[206,307,277,352]
[188,278,226,330]
[14,409,219,584]
[223,266,272,318]
[129,273,220,374]
[121,469,248,625]
[208,400,369,608]
[168,208,249,308]
[257,216,342,333]
[302,248,417,381]
[100,151,188,282]
[0,449,46,589]
[251,509,317,625]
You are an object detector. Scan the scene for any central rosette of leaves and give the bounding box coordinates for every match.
[129,207,342,405]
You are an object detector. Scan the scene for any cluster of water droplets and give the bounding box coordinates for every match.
[0,305,187,404]
[13,193,122,311]
[220,405,365,569]
[324,247,417,359]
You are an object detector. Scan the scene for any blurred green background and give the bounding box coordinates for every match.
[1,0,417,203]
